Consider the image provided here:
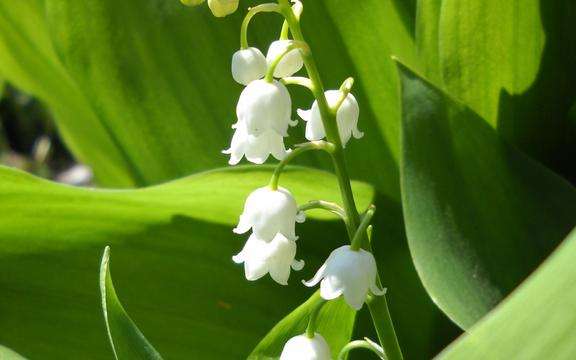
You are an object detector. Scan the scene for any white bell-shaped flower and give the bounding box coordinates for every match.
[266,40,304,78]
[231,48,267,85]
[207,0,238,17]
[280,333,331,360]
[223,120,288,165]
[303,245,384,310]
[297,90,363,147]
[234,186,305,241]
[233,233,305,285]
[237,79,297,136]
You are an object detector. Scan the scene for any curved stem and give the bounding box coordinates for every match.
[281,76,314,92]
[299,200,346,220]
[306,298,326,338]
[333,77,355,112]
[350,205,376,251]
[338,339,385,360]
[240,3,282,49]
[264,40,309,82]
[269,141,334,190]
[280,20,290,40]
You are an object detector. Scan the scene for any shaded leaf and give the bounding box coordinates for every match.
[398,61,576,328]
[100,246,163,359]
[0,345,27,360]
[0,165,371,358]
[438,228,576,359]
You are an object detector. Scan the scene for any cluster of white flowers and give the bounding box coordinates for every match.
[224,39,362,165]
[217,1,388,359]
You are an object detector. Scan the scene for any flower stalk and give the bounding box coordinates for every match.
[276,1,403,358]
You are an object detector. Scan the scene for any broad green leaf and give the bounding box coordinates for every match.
[437,0,576,167]
[0,0,137,186]
[100,246,163,360]
[42,0,416,197]
[398,62,576,329]
[0,165,372,358]
[0,345,27,360]
[438,228,576,359]
[249,292,354,359]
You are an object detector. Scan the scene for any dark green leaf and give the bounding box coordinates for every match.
[438,228,576,359]
[0,345,27,359]
[100,246,163,359]
[398,61,576,329]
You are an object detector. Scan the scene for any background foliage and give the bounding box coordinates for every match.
[0,0,574,358]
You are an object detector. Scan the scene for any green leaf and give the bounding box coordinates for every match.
[100,246,163,359]
[436,0,576,167]
[398,61,576,329]
[438,227,576,359]
[249,292,354,359]
[0,165,372,358]
[0,0,138,186]
[414,0,442,83]
[0,345,27,360]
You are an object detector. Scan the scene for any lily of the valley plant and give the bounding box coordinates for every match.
[219,0,403,358]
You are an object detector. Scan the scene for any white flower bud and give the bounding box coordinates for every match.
[280,333,331,360]
[237,79,297,136]
[207,0,238,17]
[233,233,304,285]
[266,40,304,78]
[222,120,288,165]
[234,186,305,241]
[297,90,363,147]
[303,245,384,310]
[231,48,267,85]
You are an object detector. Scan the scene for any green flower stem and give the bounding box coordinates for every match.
[306,298,327,338]
[298,200,350,237]
[350,205,376,251]
[240,3,282,49]
[264,41,310,83]
[280,76,314,91]
[299,200,346,221]
[280,20,290,40]
[278,1,403,359]
[338,339,385,360]
[367,295,403,360]
[333,77,355,112]
[269,141,334,190]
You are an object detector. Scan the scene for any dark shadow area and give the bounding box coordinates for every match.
[354,193,462,359]
[497,1,576,185]
[0,214,344,359]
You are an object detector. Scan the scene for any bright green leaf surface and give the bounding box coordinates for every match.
[0,0,137,186]
[0,165,372,358]
[100,247,163,360]
[437,0,576,167]
[398,62,576,329]
[41,0,414,197]
[438,228,576,359]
